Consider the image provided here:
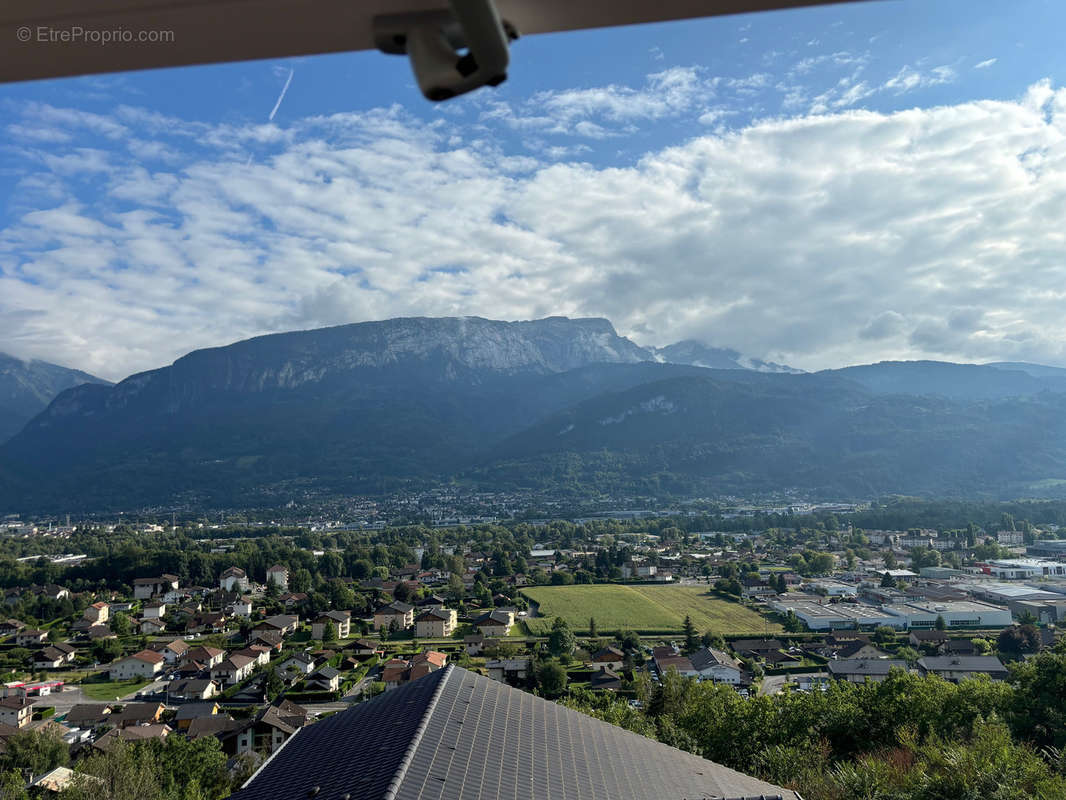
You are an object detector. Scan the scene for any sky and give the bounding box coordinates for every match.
[3,0,1066,381]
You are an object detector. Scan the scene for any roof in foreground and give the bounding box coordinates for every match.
[229,664,799,800]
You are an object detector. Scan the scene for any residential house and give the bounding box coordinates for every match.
[110,650,165,681]
[373,602,414,631]
[133,575,179,601]
[463,634,495,656]
[254,615,300,637]
[183,612,226,635]
[227,597,253,618]
[0,697,33,728]
[278,653,316,677]
[730,639,784,659]
[812,639,893,661]
[111,702,165,728]
[28,766,85,795]
[212,654,256,686]
[16,629,48,647]
[472,609,514,637]
[174,702,220,732]
[909,630,950,649]
[33,643,77,669]
[382,651,447,690]
[653,651,698,678]
[220,567,250,593]
[589,646,624,672]
[485,658,531,685]
[827,659,908,683]
[305,666,341,693]
[409,651,447,681]
[348,639,384,658]
[168,679,219,702]
[414,607,457,638]
[278,592,309,610]
[234,646,271,669]
[88,624,115,640]
[162,639,190,665]
[940,639,979,657]
[312,610,352,640]
[182,645,225,669]
[251,630,285,652]
[621,561,657,579]
[64,704,113,730]
[84,602,110,624]
[588,667,623,691]
[143,601,166,619]
[266,565,289,592]
[93,724,170,751]
[690,647,746,684]
[0,620,24,637]
[916,656,1009,683]
[138,617,166,635]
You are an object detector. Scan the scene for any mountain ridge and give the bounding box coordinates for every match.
[0,352,110,443]
[6,316,1066,511]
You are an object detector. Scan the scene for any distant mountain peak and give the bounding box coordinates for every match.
[0,351,110,443]
[648,339,802,373]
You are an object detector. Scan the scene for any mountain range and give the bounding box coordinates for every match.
[4,316,1066,511]
[0,352,109,442]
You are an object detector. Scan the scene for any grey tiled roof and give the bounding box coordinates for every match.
[230,665,799,800]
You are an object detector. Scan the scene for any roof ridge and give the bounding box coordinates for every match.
[382,663,453,800]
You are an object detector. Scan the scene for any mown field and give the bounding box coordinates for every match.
[520,584,781,635]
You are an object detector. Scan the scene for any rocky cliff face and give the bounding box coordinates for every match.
[34,316,652,421]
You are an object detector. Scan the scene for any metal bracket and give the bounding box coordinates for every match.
[374,0,518,101]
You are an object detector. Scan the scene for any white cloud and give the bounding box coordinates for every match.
[974,58,998,70]
[5,82,1066,379]
[882,64,957,93]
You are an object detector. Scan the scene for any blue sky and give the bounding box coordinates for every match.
[3,0,1066,380]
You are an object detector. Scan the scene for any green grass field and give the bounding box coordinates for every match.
[79,678,154,700]
[521,584,781,636]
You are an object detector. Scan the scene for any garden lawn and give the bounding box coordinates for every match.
[521,584,781,636]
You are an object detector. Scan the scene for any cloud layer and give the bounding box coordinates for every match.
[3,76,1066,380]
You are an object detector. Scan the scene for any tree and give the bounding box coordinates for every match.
[698,631,721,649]
[873,625,897,645]
[264,667,284,701]
[111,612,132,636]
[775,573,788,594]
[682,615,699,655]
[617,630,642,653]
[0,728,68,776]
[998,624,1041,655]
[547,618,575,658]
[535,660,568,698]
[883,549,898,569]
[290,568,313,594]
[588,617,597,638]
[92,637,123,663]
[935,615,947,631]
[393,582,413,603]
[446,574,465,604]
[896,645,921,666]
[880,571,897,588]
[782,610,803,633]
[321,620,338,644]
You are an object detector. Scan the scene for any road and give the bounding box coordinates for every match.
[31,684,91,716]
[759,675,788,696]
